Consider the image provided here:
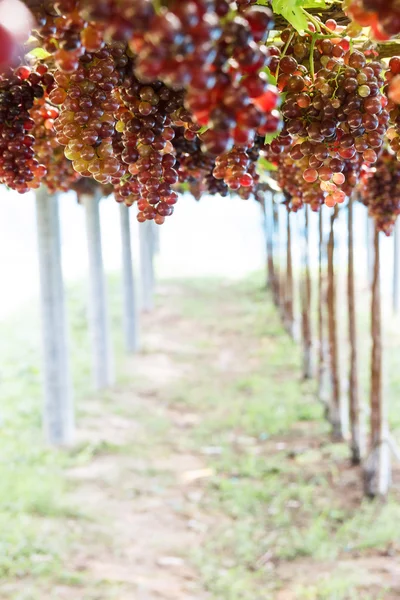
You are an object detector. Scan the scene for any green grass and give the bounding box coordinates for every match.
[0,273,399,598]
[164,278,400,599]
[0,274,128,585]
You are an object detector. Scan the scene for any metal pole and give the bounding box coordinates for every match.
[119,204,140,353]
[83,191,114,389]
[35,187,74,445]
[139,220,155,312]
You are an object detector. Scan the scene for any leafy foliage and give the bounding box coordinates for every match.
[270,0,327,32]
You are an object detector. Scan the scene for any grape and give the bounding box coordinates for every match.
[303,168,318,183]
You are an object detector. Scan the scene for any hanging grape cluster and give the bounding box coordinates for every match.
[266,21,388,208]
[0,0,400,231]
[0,65,49,192]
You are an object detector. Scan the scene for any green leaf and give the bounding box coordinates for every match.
[271,0,326,33]
[272,0,307,32]
[264,130,280,145]
[258,157,277,172]
[27,47,52,59]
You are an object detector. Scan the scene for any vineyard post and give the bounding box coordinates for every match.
[35,187,74,446]
[327,205,343,439]
[272,196,280,309]
[83,190,114,389]
[347,195,362,464]
[393,218,400,314]
[280,202,287,321]
[364,225,391,497]
[366,212,374,285]
[318,209,329,406]
[119,204,140,353]
[262,191,273,290]
[139,219,155,312]
[285,208,294,338]
[300,205,313,379]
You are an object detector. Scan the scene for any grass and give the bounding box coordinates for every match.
[162,278,400,599]
[0,272,399,598]
[0,274,127,586]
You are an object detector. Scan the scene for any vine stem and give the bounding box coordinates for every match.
[301,8,321,32]
[302,8,336,34]
[306,31,345,39]
[309,33,317,80]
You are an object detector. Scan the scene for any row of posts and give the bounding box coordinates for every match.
[263,192,399,498]
[36,187,156,446]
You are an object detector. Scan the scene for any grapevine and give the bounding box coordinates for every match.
[0,0,396,229]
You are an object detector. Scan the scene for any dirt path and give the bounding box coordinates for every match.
[15,279,400,600]
[65,378,211,596]
[59,287,219,599]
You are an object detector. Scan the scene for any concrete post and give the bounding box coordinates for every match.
[119,204,140,352]
[83,191,114,389]
[35,187,74,445]
[139,220,155,312]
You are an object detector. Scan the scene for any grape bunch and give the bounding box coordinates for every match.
[53,44,127,183]
[132,1,278,155]
[213,148,258,191]
[0,65,49,193]
[274,39,388,207]
[172,126,230,198]
[269,22,351,92]
[359,149,400,235]
[113,75,185,223]
[22,0,107,72]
